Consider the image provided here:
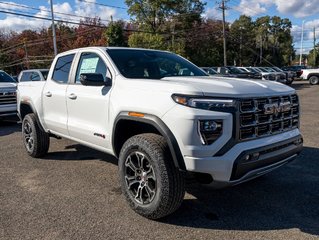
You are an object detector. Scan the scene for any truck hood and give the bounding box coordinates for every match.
[0,82,17,89]
[162,76,295,98]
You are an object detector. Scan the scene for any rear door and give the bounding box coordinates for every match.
[66,50,112,149]
[42,53,76,135]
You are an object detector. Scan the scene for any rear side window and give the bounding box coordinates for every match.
[20,72,31,82]
[52,54,75,83]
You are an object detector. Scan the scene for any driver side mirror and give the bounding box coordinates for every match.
[80,73,111,86]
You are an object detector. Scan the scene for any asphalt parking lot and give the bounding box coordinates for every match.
[0,81,318,240]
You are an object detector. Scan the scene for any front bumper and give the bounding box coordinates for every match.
[0,104,17,117]
[183,130,302,185]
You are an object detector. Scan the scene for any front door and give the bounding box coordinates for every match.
[66,51,112,149]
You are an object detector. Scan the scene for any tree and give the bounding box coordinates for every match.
[183,19,224,66]
[125,0,205,33]
[128,32,166,49]
[308,45,319,67]
[229,15,255,66]
[105,20,126,47]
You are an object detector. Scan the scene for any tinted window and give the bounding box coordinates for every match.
[75,53,107,83]
[228,67,245,74]
[30,72,41,81]
[40,70,49,80]
[20,72,31,82]
[107,49,207,79]
[0,71,15,83]
[52,54,75,83]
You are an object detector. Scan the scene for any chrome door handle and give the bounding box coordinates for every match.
[68,93,77,100]
[45,91,52,97]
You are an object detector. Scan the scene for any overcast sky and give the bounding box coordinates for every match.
[0,0,318,54]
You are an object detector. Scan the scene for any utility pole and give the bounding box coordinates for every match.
[259,35,263,64]
[24,42,29,69]
[219,0,228,66]
[239,27,242,66]
[50,0,58,56]
[299,20,305,66]
[313,27,317,67]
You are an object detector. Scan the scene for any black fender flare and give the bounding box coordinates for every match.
[112,112,186,171]
[19,101,42,127]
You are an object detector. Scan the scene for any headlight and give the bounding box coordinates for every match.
[172,94,236,111]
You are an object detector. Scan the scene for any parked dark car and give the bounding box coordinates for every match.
[214,66,253,79]
[282,65,307,78]
[201,67,219,75]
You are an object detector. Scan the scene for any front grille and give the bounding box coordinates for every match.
[239,94,299,141]
[0,91,17,105]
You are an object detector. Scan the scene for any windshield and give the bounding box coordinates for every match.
[0,71,15,83]
[264,67,276,72]
[228,67,245,74]
[272,67,283,72]
[40,70,49,80]
[107,49,207,79]
[251,67,262,73]
[246,68,258,73]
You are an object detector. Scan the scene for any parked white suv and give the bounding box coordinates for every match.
[0,70,17,119]
[17,47,303,219]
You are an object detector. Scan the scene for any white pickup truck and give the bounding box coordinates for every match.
[17,47,303,219]
[0,70,17,120]
[300,68,319,85]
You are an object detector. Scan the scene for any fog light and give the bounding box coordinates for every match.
[198,120,223,145]
[244,152,260,162]
[252,152,260,160]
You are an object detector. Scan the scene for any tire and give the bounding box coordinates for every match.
[119,133,185,219]
[22,113,50,158]
[309,76,319,85]
[286,79,293,85]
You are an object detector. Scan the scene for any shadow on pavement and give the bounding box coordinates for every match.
[291,81,313,90]
[0,121,20,137]
[162,146,319,237]
[43,143,118,165]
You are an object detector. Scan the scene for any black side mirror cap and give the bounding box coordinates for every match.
[80,73,111,87]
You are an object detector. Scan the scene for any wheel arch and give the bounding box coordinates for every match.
[112,112,186,171]
[19,102,44,129]
[308,73,319,80]
[19,102,36,120]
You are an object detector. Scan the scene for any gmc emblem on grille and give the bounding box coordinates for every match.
[264,101,291,115]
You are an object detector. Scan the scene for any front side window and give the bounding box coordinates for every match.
[75,52,107,84]
[30,72,41,81]
[52,54,75,83]
[107,49,207,79]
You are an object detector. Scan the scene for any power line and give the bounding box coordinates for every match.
[77,0,128,10]
[0,1,113,24]
[0,9,171,35]
[0,1,111,22]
